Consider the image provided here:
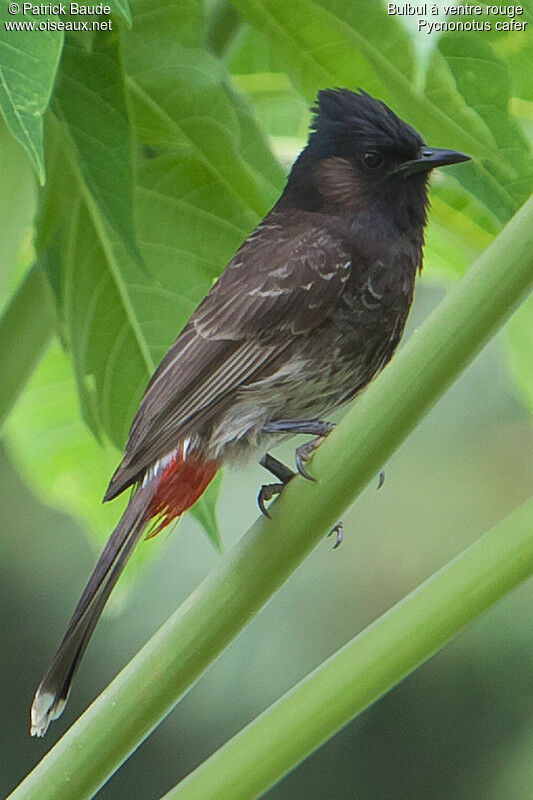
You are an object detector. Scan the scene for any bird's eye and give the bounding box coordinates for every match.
[363,151,384,169]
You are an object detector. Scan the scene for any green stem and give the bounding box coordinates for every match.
[8,196,533,800]
[163,497,533,800]
[0,265,55,428]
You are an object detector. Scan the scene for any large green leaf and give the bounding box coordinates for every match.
[123,11,283,224]
[445,1,533,103]
[0,265,55,428]
[0,1,130,183]
[228,26,310,141]
[43,0,284,448]
[190,470,224,553]
[0,11,63,182]
[426,31,532,224]
[52,31,139,260]
[109,0,132,25]
[2,339,169,597]
[231,0,415,103]
[0,118,37,299]
[5,339,125,541]
[231,0,531,230]
[34,118,153,443]
[61,194,155,447]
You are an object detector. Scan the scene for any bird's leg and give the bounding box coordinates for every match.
[262,419,336,481]
[260,452,296,484]
[258,453,296,519]
[259,422,342,548]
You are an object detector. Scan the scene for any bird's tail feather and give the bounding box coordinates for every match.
[30,447,218,737]
[30,482,154,737]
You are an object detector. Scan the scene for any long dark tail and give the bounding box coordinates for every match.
[31,446,218,737]
[30,482,154,737]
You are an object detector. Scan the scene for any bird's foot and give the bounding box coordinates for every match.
[258,482,285,519]
[295,424,335,481]
[262,419,335,482]
[377,470,385,489]
[328,522,344,549]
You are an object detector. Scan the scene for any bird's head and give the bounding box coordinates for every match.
[281,88,470,234]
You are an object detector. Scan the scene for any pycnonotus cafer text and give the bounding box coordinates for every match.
[31,88,470,736]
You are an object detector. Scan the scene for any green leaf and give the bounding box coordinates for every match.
[0,13,63,182]
[40,120,230,452]
[52,31,140,261]
[231,0,531,235]
[4,338,124,541]
[446,2,533,103]
[228,26,310,141]
[223,79,286,194]
[504,294,533,416]
[494,34,533,104]
[123,0,283,220]
[61,191,155,447]
[190,470,224,552]
[0,117,37,299]
[109,0,132,25]
[3,338,167,600]
[41,0,284,449]
[36,122,154,445]
[0,265,55,428]
[426,31,532,224]
[422,178,497,282]
[206,0,241,57]
[231,0,415,102]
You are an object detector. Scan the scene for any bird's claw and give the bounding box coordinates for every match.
[377,470,385,489]
[328,522,344,549]
[295,453,315,481]
[294,424,335,481]
[295,438,324,481]
[258,482,285,518]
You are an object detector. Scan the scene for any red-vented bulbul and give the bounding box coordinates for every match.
[31,88,470,736]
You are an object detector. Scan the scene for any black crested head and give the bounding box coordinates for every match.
[309,88,423,157]
[279,88,469,238]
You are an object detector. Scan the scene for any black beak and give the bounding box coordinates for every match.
[395,147,471,177]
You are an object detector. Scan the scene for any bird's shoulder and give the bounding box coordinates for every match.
[224,210,353,282]
[191,210,354,340]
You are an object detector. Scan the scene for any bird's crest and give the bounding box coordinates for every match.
[311,88,423,152]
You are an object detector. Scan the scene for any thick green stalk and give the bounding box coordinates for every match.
[164,498,533,800]
[8,197,533,800]
[0,265,55,427]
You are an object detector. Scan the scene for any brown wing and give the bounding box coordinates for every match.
[104,216,352,500]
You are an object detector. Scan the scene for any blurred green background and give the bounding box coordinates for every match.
[0,0,532,797]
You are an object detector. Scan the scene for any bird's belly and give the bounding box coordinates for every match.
[205,327,392,465]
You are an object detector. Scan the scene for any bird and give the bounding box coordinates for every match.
[30,88,470,736]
